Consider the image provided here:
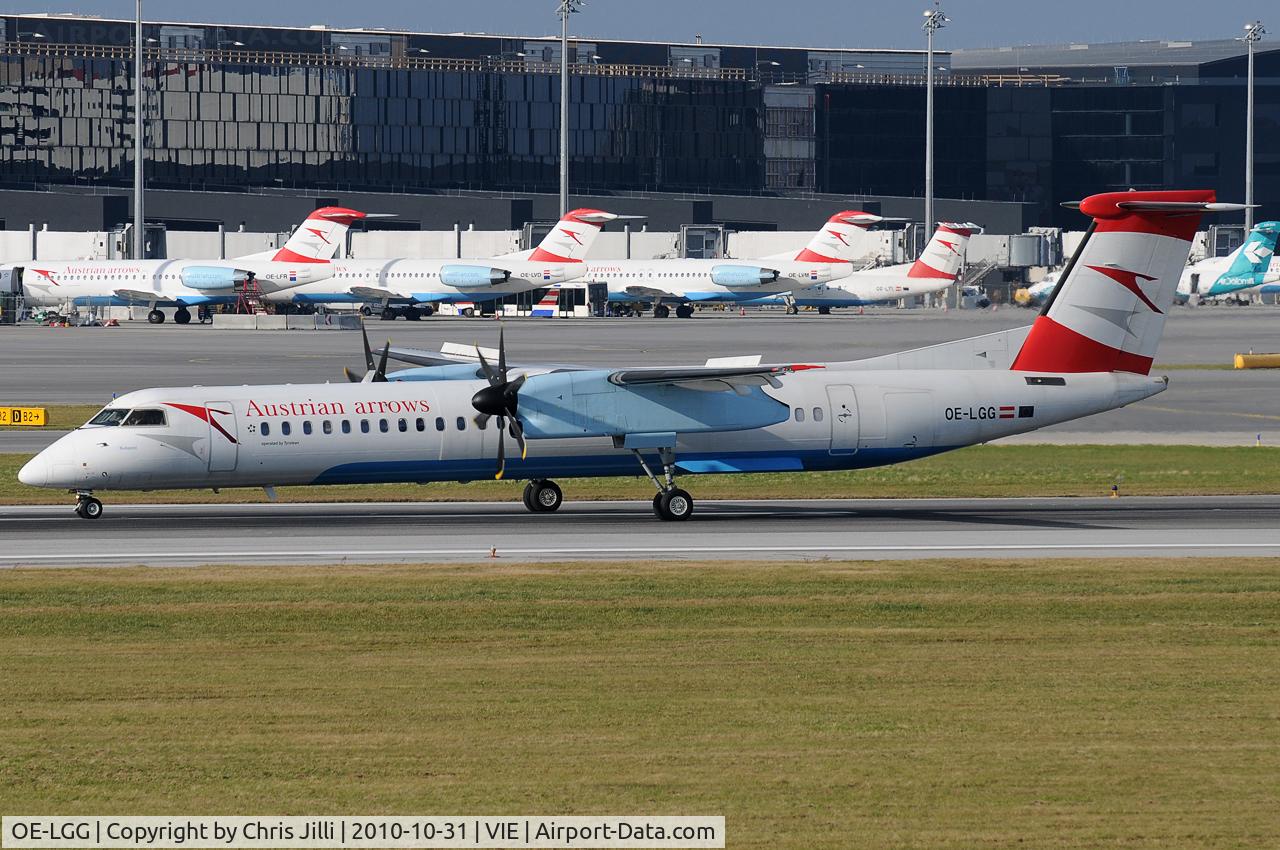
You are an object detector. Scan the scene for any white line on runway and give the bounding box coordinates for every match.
[4,541,1280,565]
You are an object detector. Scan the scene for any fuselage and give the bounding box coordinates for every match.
[748,262,958,307]
[586,258,852,304]
[13,259,332,308]
[20,368,1164,493]
[263,258,580,306]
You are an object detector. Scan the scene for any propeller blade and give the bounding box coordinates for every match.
[473,413,492,428]
[361,321,375,371]
[497,326,507,382]
[343,366,361,383]
[510,417,528,460]
[375,342,391,382]
[494,420,506,480]
[476,344,501,387]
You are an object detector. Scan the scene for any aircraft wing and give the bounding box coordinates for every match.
[607,363,820,393]
[349,286,406,300]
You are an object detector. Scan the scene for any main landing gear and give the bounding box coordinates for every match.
[522,479,563,513]
[74,491,103,520]
[147,309,165,324]
[174,307,192,324]
[633,447,694,521]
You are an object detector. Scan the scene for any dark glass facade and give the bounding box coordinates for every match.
[1,15,1277,228]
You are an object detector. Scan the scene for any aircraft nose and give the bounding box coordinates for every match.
[18,454,49,487]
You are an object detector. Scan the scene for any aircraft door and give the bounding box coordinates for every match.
[826,384,858,456]
[204,401,239,471]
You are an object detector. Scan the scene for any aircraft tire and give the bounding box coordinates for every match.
[531,480,563,513]
[404,307,422,321]
[675,305,694,319]
[654,305,670,319]
[147,309,165,324]
[655,488,693,522]
[380,307,397,321]
[174,308,192,325]
[421,305,435,317]
[817,306,831,315]
[75,497,103,520]
[522,482,538,512]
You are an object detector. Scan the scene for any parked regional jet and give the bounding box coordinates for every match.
[7,208,367,324]
[20,191,1241,521]
[594,211,887,318]
[262,209,625,320]
[1175,220,1280,303]
[754,222,981,313]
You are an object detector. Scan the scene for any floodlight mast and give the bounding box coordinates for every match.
[557,0,585,217]
[922,4,949,245]
[134,0,145,260]
[1242,21,1265,232]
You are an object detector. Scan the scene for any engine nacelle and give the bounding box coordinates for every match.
[711,265,780,287]
[440,265,511,288]
[181,266,251,290]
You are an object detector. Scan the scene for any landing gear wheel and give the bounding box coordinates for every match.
[654,305,670,319]
[525,480,562,513]
[785,304,799,315]
[675,305,694,319]
[380,307,397,321]
[404,307,422,321]
[653,493,663,513]
[147,309,165,324]
[654,488,693,522]
[421,305,435,317]
[75,497,103,520]
[174,308,192,324]
[817,305,831,315]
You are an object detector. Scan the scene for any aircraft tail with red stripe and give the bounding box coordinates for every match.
[270,207,368,264]
[907,222,980,282]
[505,209,623,264]
[1011,191,1244,375]
[792,210,886,263]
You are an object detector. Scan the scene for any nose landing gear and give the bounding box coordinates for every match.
[74,492,103,519]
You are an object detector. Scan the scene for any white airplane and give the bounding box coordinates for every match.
[595,210,887,318]
[1174,220,1280,303]
[752,222,981,313]
[6,208,367,324]
[19,190,1240,522]
[262,209,625,320]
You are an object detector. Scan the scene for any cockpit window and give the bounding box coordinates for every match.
[122,409,167,427]
[88,408,130,426]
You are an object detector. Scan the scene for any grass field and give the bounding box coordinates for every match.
[2,444,1278,505]
[1,560,1276,848]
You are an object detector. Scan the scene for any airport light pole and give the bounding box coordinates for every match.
[557,0,584,217]
[922,5,948,242]
[133,0,145,261]
[1242,21,1265,232]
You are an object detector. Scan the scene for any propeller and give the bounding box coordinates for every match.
[344,320,390,383]
[470,326,527,479]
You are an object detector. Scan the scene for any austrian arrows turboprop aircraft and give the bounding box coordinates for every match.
[9,208,367,324]
[593,210,887,318]
[20,191,1242,522]
[262,209,626,320]
[1175,220,1280,303]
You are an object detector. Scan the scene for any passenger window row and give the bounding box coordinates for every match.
[259,416,481,437]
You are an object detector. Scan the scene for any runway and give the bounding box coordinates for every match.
[3,496,1280,566]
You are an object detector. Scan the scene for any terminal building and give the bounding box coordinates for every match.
[0,12,1277,241]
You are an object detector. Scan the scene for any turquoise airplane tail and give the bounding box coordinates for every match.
[1208,221,1280,294]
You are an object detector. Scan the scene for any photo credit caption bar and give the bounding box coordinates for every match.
[2,817,725,849]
